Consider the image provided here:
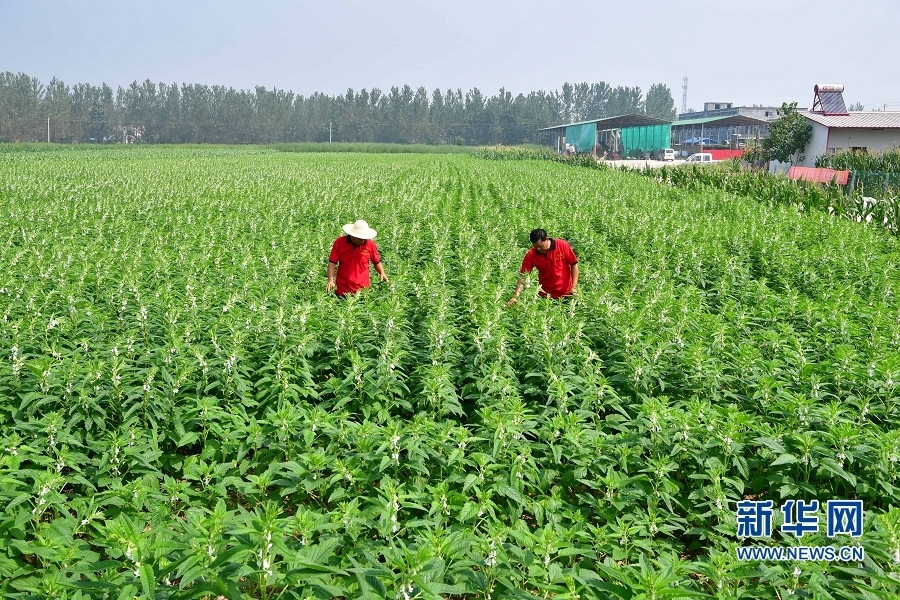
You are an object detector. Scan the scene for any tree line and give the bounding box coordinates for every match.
[0,72,677,145]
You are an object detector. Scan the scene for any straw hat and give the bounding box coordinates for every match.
[342,219,377,240]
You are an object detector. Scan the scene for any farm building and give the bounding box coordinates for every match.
[779,85,900,168]
[797,111,900,166]
[535,114,673,159]
[535,113,766,158]
[670,114,769,154]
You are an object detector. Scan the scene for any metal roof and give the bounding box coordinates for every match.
[801,111,900,129]
[672,114,769,127]
[537,113,672,132]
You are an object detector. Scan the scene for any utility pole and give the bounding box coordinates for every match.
[47,117,50,143]
[329,122,332,143]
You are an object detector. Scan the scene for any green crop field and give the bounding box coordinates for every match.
[3,146,900,599]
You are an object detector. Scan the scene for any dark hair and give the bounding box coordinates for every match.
[529,228,548,244]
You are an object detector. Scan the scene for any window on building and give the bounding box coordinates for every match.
[765,111,771,117]
[827,147,840,154]
[850,147,868,154]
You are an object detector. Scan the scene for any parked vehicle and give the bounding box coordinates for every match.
[650,148,677,161]
[685,152,716,164]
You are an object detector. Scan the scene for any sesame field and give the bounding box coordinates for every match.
[4,146,900,599]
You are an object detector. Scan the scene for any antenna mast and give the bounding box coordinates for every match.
[681,76,688,114]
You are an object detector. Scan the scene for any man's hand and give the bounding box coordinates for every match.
[374,262,388,285]
[326,261,337,293]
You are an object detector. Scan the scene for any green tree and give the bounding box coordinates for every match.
[607,86,643,117]
[88,103,108,141]
[0,72,44,141]
[44,77,72,142]
[571,82,591,122]
[428,88,445,144]
[587,82,611,120]
[159,82,182,143]
[645,83,676,120]
[762,102,813,165]
[561,82,574,123]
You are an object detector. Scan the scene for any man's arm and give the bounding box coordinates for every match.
[506,252,532,308]
[370,241,387,283]
[326,261,337,292]
[565,242,579,295]
[505,273,527,308]
[374,260,388,282]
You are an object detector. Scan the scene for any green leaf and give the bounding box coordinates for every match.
[495,484,527,506]
[459,501,480,522]
[139,563,155,599]
[771,454,798,466]
[116,585,138,600]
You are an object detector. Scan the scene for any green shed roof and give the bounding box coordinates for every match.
[537,113,672,132]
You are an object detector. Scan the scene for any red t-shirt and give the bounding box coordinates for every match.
[328,236,381,295]
[520,238,577,298]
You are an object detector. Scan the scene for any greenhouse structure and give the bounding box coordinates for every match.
[670,114,769,152]
[535,114,673,158]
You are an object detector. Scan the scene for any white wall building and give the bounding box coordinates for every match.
[796,111,900,167]
[771,85,900,171]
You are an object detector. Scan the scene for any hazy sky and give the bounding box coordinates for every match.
[3,0,899,111]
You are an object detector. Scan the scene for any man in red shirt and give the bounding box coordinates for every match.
[506,228,578,307]
[326,219,388,296]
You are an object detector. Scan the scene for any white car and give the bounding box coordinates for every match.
[662,148,676,161]
[685,152,715,164]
